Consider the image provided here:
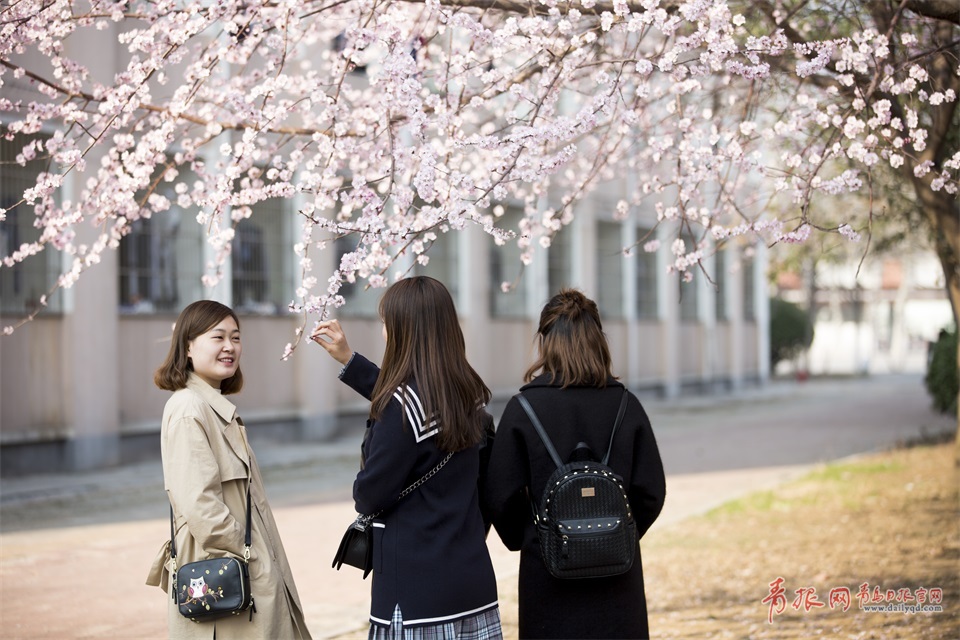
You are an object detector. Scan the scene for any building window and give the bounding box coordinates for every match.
[597,221,625,319]
[118,167,203,313]
[635,226,658,319]
[413,230,459,300]
[742,252,756,321]
[335,235,382,317]
[489,206,528,318]
[679,280,699,321]
[715,248,728,322]
[333,32,367,75]
[232,197,293,314]
[547,224,573,296]
[678,235,699,322]
[0,133,63,315]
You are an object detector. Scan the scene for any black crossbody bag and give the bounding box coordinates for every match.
[334,451,454,578]
[170,485,256,622]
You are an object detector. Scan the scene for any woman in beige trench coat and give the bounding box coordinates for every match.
[146,300,311,640]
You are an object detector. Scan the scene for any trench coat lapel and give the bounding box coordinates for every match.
[186,373,250,470]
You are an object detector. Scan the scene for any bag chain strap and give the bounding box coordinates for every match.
[360,450,454,522]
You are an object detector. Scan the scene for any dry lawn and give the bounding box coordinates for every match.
[640,441,959,639]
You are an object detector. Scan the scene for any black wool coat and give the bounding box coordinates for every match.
[483,376,666,640]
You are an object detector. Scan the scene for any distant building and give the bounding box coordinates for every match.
[774,253,952,376]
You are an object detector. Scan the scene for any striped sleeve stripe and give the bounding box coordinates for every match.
[393,386,423,430]
[392,385,440,442]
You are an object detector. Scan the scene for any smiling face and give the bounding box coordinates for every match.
[187,316,242,389]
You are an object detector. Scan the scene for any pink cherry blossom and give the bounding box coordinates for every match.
[0,0,956,350]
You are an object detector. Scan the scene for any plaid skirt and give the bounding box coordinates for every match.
[368,605,502,640]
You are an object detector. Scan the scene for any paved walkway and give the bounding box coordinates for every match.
[0,374,953,639]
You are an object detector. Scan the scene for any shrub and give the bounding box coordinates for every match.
[769,298,814,369]
[925,327,958,414]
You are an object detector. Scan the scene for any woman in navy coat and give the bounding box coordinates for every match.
[483,289,666,639]
[313,276,501,639]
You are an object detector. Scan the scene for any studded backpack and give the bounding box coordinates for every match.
[517,389,637,579]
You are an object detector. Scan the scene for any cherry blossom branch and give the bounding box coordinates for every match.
[404,0,681,18]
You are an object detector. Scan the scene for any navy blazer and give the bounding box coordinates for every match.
[340,353,499,628]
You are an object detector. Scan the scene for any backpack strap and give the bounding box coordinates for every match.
[601,388,629,465]
[517,387,630,469]
[517,394,563,469]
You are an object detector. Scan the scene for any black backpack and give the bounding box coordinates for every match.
[517,389,637,579]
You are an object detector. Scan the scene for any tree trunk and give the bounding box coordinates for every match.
[919,188,960,464]
[944,247,960,466]
[905,16,960,464]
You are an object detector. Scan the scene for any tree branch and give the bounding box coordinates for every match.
[0,59,334,138]
[404,0,680,17]
[903,0,960,26]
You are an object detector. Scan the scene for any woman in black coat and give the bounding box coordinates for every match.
[483,289,666,640]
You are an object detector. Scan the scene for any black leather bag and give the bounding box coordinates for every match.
[332,516,373,578]
[174,556,253,621]
[170,487,256,622]
[333,451,453,579]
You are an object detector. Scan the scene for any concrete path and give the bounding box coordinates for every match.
[0,374,953,639]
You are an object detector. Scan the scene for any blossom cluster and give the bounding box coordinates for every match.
[1,0,956,348]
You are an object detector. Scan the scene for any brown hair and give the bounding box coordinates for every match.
[371,276,491,453]
[524,289,615,388]
[154,300,244,394]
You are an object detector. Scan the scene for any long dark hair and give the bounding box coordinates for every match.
[371,276,491,452]
[154,300,244,394]
[524,288,614,388]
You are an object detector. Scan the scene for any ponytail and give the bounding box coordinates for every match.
[524,289,615,387]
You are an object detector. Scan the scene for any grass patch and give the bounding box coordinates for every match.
[703,457,908,520]
[807,458,903,482]
[705,486,823,518]
[706,490,776,516]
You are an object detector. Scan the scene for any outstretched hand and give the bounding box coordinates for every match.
[310,319,353,365]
